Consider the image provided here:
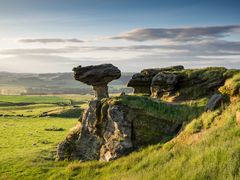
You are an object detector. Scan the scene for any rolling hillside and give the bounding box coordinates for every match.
[0,72,134,95]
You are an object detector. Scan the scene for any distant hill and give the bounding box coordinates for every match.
[0,72,134,95]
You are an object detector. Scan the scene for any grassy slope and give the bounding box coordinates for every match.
[58,98,240,180]
[0,95,239,179]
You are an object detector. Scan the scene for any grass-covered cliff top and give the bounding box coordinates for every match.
[109,95,206,124]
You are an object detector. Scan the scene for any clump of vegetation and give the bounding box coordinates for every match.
[219,72,240,96]
[42,108,83,118]
[44,126,65,131]
[185,110,221,134]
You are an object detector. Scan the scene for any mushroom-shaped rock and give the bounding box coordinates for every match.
[73,64,121,99]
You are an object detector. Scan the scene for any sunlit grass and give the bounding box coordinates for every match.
[0,95,239,179]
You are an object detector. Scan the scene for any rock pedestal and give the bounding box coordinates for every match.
[93,85,109,99]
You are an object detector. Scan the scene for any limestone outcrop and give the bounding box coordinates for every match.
[128,66,235,100]
[57,64,181,162]
[152,67,228,100]
[127,65,184,94]
[57,97,180,161]
[73,64,121,99]
[151,72,180,98]
[57,64,239,163]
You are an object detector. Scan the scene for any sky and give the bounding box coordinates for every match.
[0,0,240,73]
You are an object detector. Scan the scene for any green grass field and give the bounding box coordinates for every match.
[0,95,239,179]
[0,95,88,179]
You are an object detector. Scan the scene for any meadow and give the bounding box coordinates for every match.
[0,95,89,179]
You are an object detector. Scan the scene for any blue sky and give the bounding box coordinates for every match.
[0,0,239,72]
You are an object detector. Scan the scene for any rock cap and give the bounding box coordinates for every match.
[73,64,121,86]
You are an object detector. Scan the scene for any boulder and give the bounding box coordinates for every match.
[127,65,184,94]
[127,72,153,94]
[151,72,179,98]
[73,64,121,99]
[204,94,223,111]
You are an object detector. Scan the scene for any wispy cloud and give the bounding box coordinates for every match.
[110,25,240,42]
[19,38,84,43]
[1,40,240,56]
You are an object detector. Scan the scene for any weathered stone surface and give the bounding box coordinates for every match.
[127,65,184,94]
[127,72,153,94]
[73,64,121,86]
[204,94,223,111]
[73,64,121,99]
[100,104,133,161]
[71,100,103,160]
[151,72,179,98]
[128,66,232,100]
[57,98,180,162]
[93,85,109,100]
[150,67,227,100]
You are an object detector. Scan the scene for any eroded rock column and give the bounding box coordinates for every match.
[93,85,109,99]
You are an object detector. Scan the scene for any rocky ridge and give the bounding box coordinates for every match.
[129,66,239,101]
[57,64,240,162]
